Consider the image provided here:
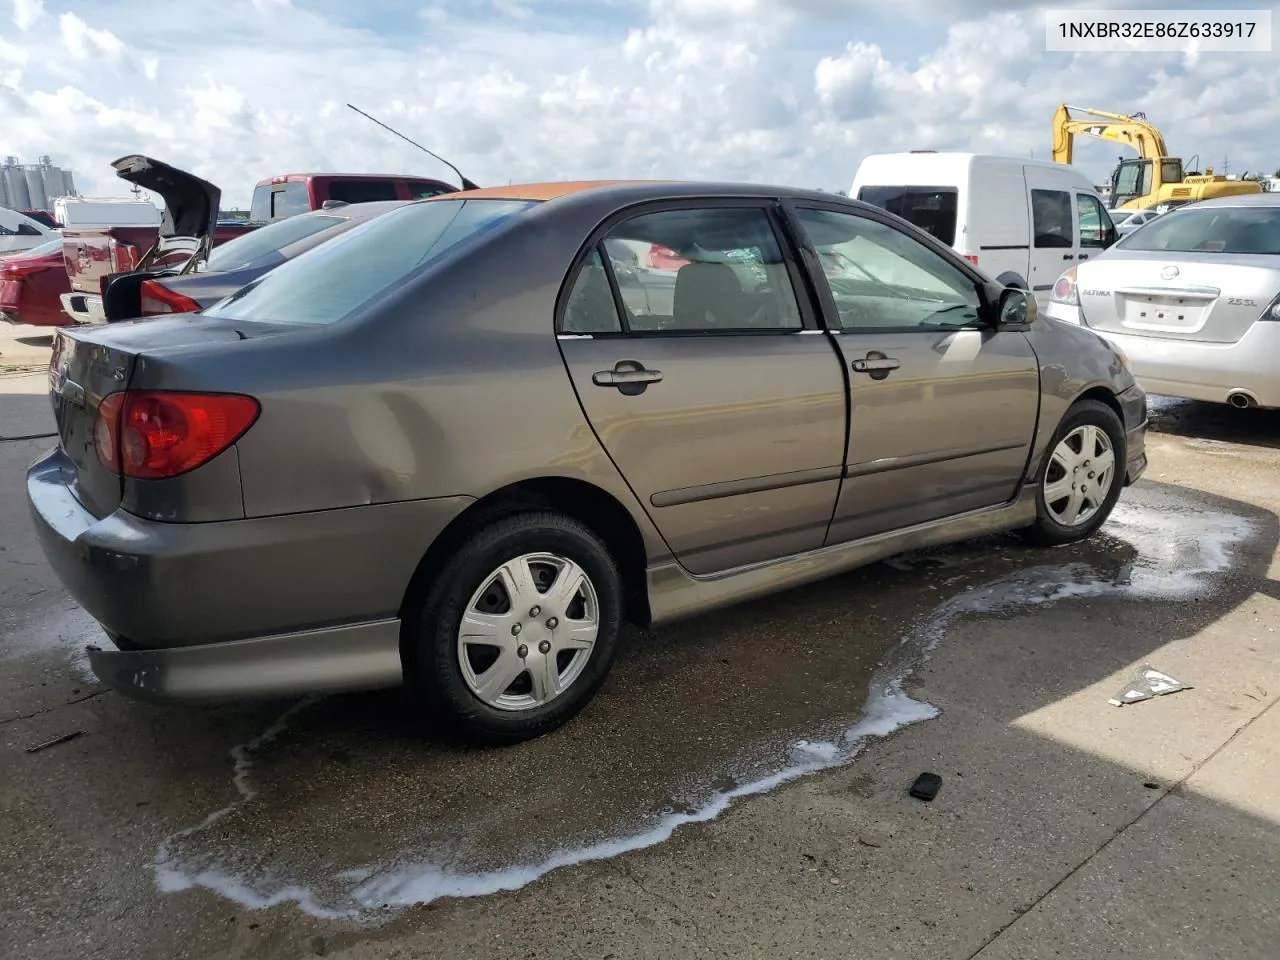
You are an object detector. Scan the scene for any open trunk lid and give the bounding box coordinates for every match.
[112,155,220,246]
[48,318,258,519]
[1075,252,1280,344]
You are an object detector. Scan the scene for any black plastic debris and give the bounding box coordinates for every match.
[909,772,942,801]
[24,731,83,754]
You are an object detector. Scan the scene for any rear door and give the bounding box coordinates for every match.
[557,201,848,576]
[784,202,1040,543]
[1075,192,1114,266]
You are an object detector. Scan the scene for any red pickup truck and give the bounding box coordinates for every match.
[248,173,456,221]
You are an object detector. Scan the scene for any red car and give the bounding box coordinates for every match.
[0,238,71,327]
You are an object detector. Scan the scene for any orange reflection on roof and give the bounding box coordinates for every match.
[426,180,660,202]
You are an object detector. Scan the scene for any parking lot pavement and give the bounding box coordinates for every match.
[2,379,1279,959]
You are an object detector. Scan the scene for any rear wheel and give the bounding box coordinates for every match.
[1019,399,1126,547]
[405,511,623,745]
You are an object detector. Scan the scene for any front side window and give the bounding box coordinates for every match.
[205,198,539,326]
[794,207,980,331]
[1117,206,1280,254]
[1076,194,1111,248]
[1032,189,1073,248]
[589,207,803,334]
[855,186,958,246]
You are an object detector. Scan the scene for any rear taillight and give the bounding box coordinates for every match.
[109,240,139,273]
[139,280,202,316]
[1050,267,1079,306]
[963,255,979,266]
[2,262,45,280]
[94,391,260,480]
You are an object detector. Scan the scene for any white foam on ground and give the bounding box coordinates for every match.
[154,499,1253,918]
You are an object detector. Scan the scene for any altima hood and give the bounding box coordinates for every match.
[111,154,220,241]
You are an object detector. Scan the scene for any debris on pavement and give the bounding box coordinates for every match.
[24,731,84,754]
[1108,666,1191,707]
[908,772,942,801]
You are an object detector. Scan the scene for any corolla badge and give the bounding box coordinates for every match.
[1160,265,1179,279]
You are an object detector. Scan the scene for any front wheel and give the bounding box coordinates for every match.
[405,511,623,745]
[1019,398,1126,547]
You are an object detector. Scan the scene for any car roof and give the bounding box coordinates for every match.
[424,179,868,207]
[1182,192,1280,210]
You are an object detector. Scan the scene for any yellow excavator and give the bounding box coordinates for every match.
[1051,104,1262,212]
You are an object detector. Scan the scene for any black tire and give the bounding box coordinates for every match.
[1019,398,1126,547]
[405,511,623,745]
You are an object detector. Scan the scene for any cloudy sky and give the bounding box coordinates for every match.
[2,0,1277,209]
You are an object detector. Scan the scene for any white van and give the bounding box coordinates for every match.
[52,196,161,229]
[849,152,1118,307]
[0,207,56,257]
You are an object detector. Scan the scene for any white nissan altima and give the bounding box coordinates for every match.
[1045,193,1280,410]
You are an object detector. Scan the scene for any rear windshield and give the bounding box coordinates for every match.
[1118,205,1280,254]
[249,182,310,222]
[856,186,958,246]
[201,214,345,273]
[204,198,539,326]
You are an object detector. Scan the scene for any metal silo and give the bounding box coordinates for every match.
[3,159,31,210]
[24,166,48,211]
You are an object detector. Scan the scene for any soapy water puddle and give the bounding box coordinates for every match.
[154,493,1254,921]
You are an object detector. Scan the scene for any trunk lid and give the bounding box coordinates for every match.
[112,155,220,245]
[1075,252,1280,344]
[48,317,263,518]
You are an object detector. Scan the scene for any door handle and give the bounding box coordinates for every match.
[592,362,663,395]
[851,356,901,373]
[1062,253,1076,260]
[1079,254,1089,261]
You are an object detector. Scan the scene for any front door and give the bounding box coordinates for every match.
[557,202,849,576]
[785,204,1041,543]
[1027,181,1081,309]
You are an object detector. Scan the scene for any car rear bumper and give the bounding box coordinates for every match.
[86,620,404,703]
[1046,305,1280,408]
[59,291,105,324]
[27,446,474,701]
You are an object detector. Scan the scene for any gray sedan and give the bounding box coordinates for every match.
[1046,193,1280,409]
[28,180,1148,743]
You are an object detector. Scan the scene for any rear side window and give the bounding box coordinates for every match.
[1118,206,1280,254]
[1031,189,1072,248]
[202,215,345,273]
[328,180,398,204]
[856,186,958,246]
[204,199,539,326]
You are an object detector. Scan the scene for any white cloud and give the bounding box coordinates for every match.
[0,0,1276,210]
[11,0,44,31]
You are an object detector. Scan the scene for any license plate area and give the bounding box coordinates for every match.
[1120,292,1209,333]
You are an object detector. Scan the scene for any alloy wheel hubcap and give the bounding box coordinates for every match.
[457,552,599,711]
[1043,424,1116,527]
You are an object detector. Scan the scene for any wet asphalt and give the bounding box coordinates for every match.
[3,346,1280,959]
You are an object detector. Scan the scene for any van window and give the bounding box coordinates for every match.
[855,186,957,246]
[1031,190,1073,248]
[1076,194,1111,247]
[328,180,399,204]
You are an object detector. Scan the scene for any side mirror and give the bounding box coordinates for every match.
[998,287,1036,327]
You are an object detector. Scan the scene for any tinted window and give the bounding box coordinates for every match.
[408,183,454,199]
[795,207,980,331]
[16,223,42,236]
[563,248,623,334]
[856,186,958,246]
[1076,194,1111,247]
[271,182,310,220]
[1117,205,1280,254]
[1031,189,1073,248]
[328,180,398,204]
[202,214,345,273]
[205,199,538,326]
[595,207,802,333]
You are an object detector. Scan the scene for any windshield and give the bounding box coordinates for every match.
[1117,205,1280,254]
[204,198,539,326]
[855,186,958,245]
[201,215,346,273]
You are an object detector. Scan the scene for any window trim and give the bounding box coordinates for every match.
[779,199,996,335]
[554,196,824,339]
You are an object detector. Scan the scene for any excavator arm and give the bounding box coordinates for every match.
[1051,104,1170,164]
